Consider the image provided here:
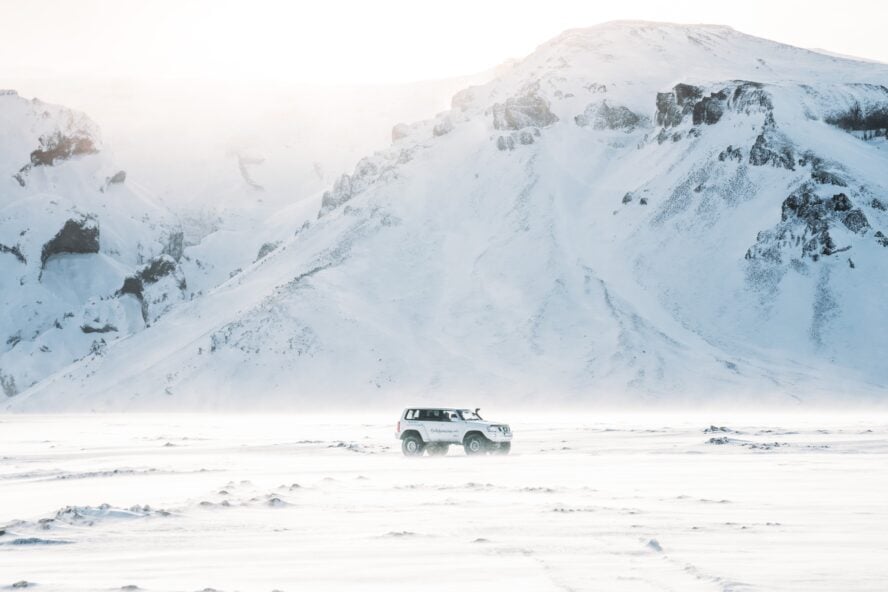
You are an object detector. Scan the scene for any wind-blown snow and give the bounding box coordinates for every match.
[1,413,887,591]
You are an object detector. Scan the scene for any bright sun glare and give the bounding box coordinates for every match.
[0,0,886,84]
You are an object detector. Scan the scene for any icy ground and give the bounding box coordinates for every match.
[1,413,886,591]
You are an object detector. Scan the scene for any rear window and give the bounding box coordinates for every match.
[404,409,451,421]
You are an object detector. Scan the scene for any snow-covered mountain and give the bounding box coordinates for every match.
[6,21,888,410]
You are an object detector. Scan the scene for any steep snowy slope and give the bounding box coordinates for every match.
[8,22,888,410]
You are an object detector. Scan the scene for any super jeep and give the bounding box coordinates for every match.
[395,408,512,456]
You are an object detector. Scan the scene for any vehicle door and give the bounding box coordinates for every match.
[430,410,462,443]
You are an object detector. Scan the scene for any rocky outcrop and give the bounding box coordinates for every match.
[320,173,354,214]
[118,255,179,299]
[749,115,795,170]
[655,92,682,127]
[432,116,454,137]
[162,230,185,262]
[117,255,183,322]
[826,100,888,131]
[100,170,126,192]
[80,323,118,334]
[575,101,644,131]
[0,370,17,397]
[657,82,769,131]
[656,83,704,128]
[30,130,98,166]
[40,217,100,268]
[692,93,726,125]
[747,189,872,263]
[718,146,743,162]
[0,243,26,264]
[496,128,540,151]
[255,241,281,262]
[492,86,558,130]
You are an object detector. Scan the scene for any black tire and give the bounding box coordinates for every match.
[427,444,449,456]
[463,433,489,455]
[492,442,511,455]
[401,434,425,456]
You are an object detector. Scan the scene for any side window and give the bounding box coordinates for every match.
[405,409,417,420]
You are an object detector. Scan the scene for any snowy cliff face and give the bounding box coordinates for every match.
[0,91,192,396]
[7,22,888,410]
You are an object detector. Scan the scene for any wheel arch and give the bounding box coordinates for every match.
[463,430,487,443]
[401,429,425,442]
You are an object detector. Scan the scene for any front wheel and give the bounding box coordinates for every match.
[401,434,425,456]
[464,434,489,455]
[492,442,511,455]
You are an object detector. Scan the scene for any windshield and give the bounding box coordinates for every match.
[459,409,483,421]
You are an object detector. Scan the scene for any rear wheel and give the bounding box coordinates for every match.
[426,444,449,456]
[401,434,425,456]
[464,434,489,455]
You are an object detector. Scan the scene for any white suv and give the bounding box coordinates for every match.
[395,408,512,456]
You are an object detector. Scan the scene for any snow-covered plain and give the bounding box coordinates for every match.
[2,413,886,591]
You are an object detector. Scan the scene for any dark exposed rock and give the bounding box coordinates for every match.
[140,256,177,284]
[496,136,515,151]
[749,133,795,170]
[843,209,870,233]
[30,130,98,166]
[0,243,26,264]
[622,193,633,204]
[575,101,644,131]
[748,189,871,263]
[320,173,353,213]
[492,87,558,130]
[255,241,281,261]
[40,217,100,268]
[119,276,144,299]
[674,83,703,107]
[811,169,847,187]
[718,146,743,162]
[692,96,724,125]
[831,194,852,212]
[655,92,682,127]
[875,231,888,247]
[162,231,185,262]
[639,197,648,206]
[80,324,118,334]
[870,198,886,211]
[730,82,773,113]
[117,255,179,301]
[108,170,126,184]
[516,130,536,145]
[1,371,17,397]
[826,101,888,131]
[13,164,29,187]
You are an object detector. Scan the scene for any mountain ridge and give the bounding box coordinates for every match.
[5,22,888,410]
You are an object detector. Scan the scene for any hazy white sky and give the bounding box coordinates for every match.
[1,0,886,84]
